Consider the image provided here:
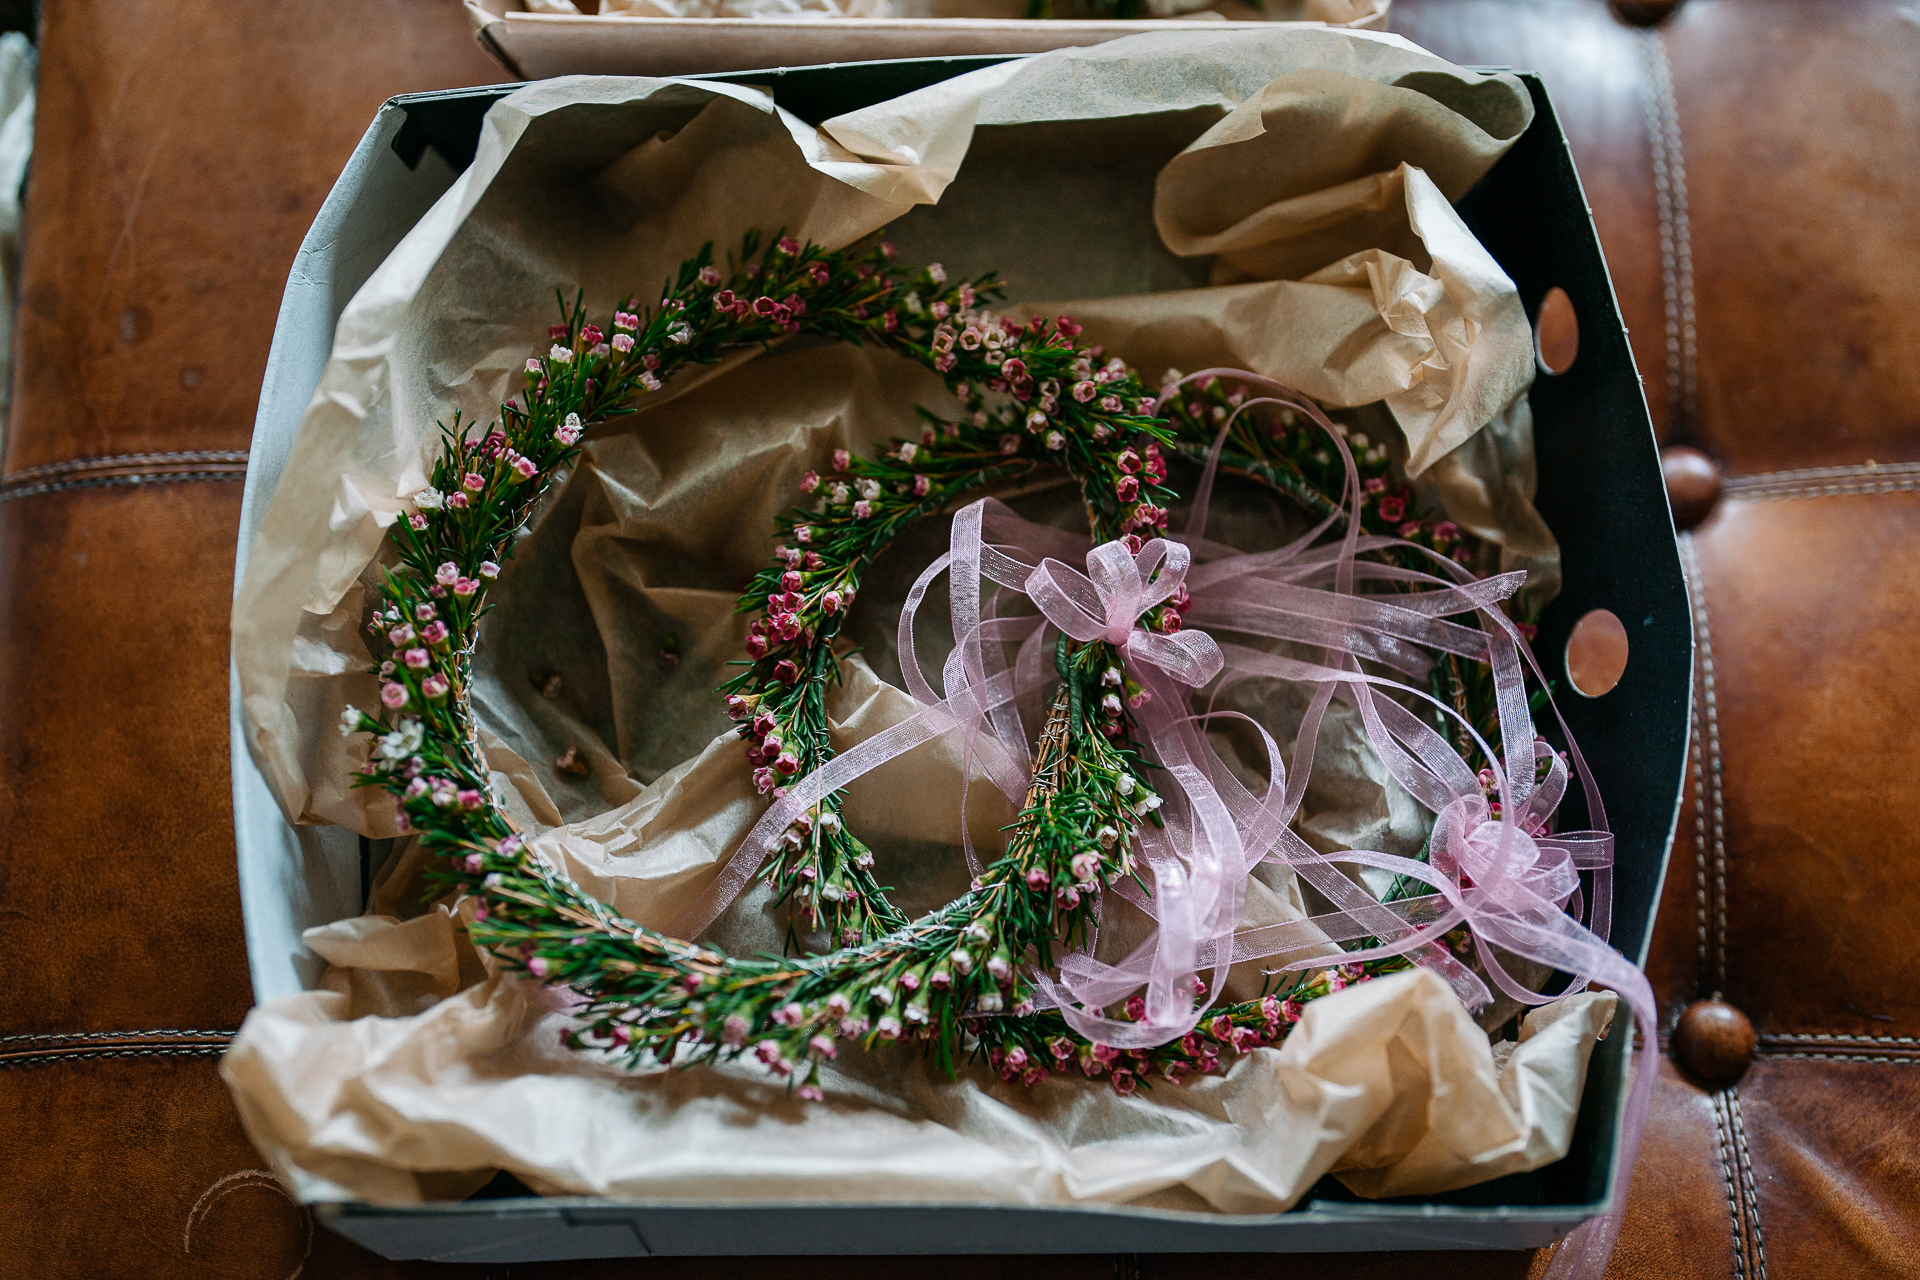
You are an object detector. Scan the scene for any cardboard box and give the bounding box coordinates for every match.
[464,0,1388,79]
[232,56,1691,1263]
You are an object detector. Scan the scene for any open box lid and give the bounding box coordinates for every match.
[464,0,1389,79]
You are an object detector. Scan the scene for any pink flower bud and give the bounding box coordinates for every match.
[404,648,431,669]
[421,621,449,646]
[422,674,450,700]
[435,562,459,586]
[809,1034,836,1058]
[454,578,479,598]
[388,622,416,646]
[380,682,408,708]
[912,475,930,497]
[799,471,820,494]
[462,472,485,493]
[458,789,483,810]
[753,767,775,794]
[1025,867,1050,891]
[832,448,851,471]
[512,455,538,480]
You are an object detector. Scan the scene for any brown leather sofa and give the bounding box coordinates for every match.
[2,1,1914,1275]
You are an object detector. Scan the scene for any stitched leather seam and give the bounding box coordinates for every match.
[1757,1051,1920,1065]
[1728,1091,1768,1279]
[0,469,248,501]
[1680,534,1727,996]
[1723,477,1920,502]
[1759,1032,1920,1046]
[1641,30,1696,435]
[1710,1090,1747,1279]
[0,1029,235,1067]
[1723,461,1920,500]
[1680,534,1708,988]
[0,449,250,485]
[1,1043,232,1069]
[0,1028,238,1043]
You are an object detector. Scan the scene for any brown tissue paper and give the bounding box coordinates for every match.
[227,30,1606,1212]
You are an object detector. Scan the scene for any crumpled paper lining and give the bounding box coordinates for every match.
[228,31,1595,1214]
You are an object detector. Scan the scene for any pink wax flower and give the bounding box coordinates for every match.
[525,358,541,374]
[407,513,428,530]
[774,752,800,775]
[832,448,851,472]
[1116,449,1141,474]
[1364,476,1387,494]
[745,634,769,659]
[808,262,830,285]
[435,562,459,586]
[1434,520,1459,542]
[1377,495,1406,523]
[511,455,538,480]
[774,659,800,684]
[422,674,450,700]
[820,591,843,615]
[463,852,484,873]
[580,324,604,347]
[799,470,820,493]
[698,265,722,286]
[421,621,449,646]
[775,236,801,256]
[809,1034,836,1058]
[479,561,500,580]
[446,492,469,509]
[852,500,872,520]
[1115,475,1138,503]
[1111,1072,1137,1096]
[453,578,478,598]
[461,472,485,493]
[387,622,416,647]
[458,789,483,810]
[912,475,930,497]
[793,525,812,544]
[403,648,430,670]
[380,682,408,709]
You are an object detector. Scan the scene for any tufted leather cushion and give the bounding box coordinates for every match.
[2,0,1915,1275]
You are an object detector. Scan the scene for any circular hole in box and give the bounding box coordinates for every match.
[1566,608,1629,697]
[1535,285,1579,376]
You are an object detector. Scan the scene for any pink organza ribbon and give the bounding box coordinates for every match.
[662,371,1654,1280]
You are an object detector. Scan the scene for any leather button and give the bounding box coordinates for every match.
[1661,445,1724,531]
[1671,999,1756,1088]
[1610,0,1684,25]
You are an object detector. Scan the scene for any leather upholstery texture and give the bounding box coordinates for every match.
[2,1,1915,1276]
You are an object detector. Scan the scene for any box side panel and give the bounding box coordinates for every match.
[233,107,465,1005]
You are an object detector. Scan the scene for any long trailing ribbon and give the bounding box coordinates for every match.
[664,369,1654,1280]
